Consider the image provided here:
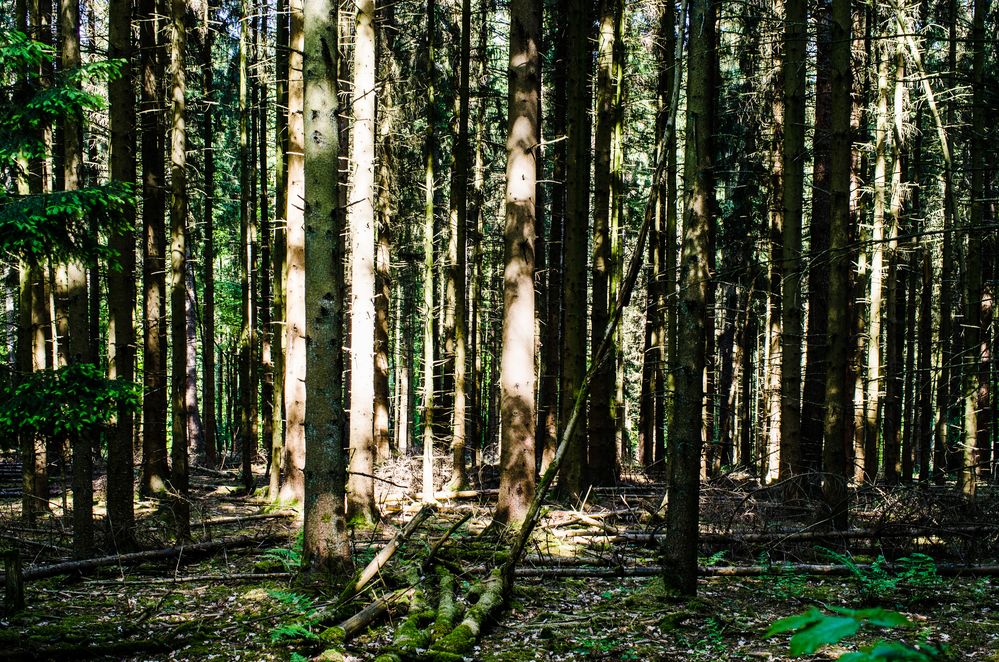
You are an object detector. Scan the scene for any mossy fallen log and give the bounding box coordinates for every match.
[429,569,503,656]
[429,566,459,643]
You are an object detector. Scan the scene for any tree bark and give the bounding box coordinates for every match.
[106,0,136,548]
[302,0,351,577]
[666,0,714,594]
[280,0,306,503]
[494,0,540,527]
[556,0,592,501]
[821,0,853,530]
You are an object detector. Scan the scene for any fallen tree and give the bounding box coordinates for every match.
[0,534,282,584]
[511,563,999,578]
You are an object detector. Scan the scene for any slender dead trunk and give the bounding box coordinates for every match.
[201,0,217,469]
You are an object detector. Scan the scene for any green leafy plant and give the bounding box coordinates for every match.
[694,617,726,659]
[0,363,140,451]
[260,531,305,572]
[817,547,942,604]
[767,606,942,661]
[269,589,321,643]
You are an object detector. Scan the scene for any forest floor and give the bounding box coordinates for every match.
[1,457,998,661]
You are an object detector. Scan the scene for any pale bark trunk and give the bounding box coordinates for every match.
[494,0,540,527]
[280,0,306,502]
[346,0,379,525]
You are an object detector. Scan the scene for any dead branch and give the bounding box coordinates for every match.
[0,534,282,584]
[347,504,436,599]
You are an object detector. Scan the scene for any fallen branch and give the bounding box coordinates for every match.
[422,513,472,571]
[322,587,417,643]
[1,534,282,584]
[191,511,297,528]
[83,572,293,585]
[512,563,999,578]
[556,525,999,545]
[346,504,436,599]
[429,568,504,658]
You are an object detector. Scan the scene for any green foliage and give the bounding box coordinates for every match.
[260,531,304,572]
[0,29,134,264]
[0,363,139,450]
[817,548,942,604]
[767,606,941,660]
[268,589,321,643]
[0,183,136,263]
[694,617,726,659]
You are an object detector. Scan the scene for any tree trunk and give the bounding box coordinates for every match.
[201,0,217,469]
[446,0,472,491]
[140,0,168,497]
[666,0,714,594]
[169,0,190,542]
[422,0,437,504]
[269,0,288,497]
[780,0,805,484]
[556,0,592,501]
[800,0,832,488]
[346,0,379,525]
[821,0,853,530]
[106,0,136,548]
[302,0,351,577]
[494,0,539,527]
[257,0,274,493]
[280,0,306,502]
[588,0,617,485]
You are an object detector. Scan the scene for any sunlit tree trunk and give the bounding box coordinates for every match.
[346,0,379,525]
[257,0,274,493]
[494,0,539,527]
[302,0,351,576]
[168,0,190,542]
[281,0,306,502]
[421,0,437,504]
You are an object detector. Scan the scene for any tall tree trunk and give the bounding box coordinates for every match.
[302,0,351,577]
[821,0,853,530]
[346,0,379,525]
[184,242,204,459]
[280,0,306,502]
[861,38,890,485]
[373,0,397,464]
[169,0,190,542]
[588,0,617,485]
[269,0,288,496]
[666,0,714,595]
[140,0,168,496]
[201,0,217,469]
[257,0,274,494]
[446,0,471,491]
[959,0,986,495]
[882,41,907,484]
[494,0,539,527]
[421,0,437,504]
[780,0,806,485]
[106,0,136,548]
[800,0,832,487]
[537,0,563,475]
[238,0,257,493]
[765,17,783,484]
[556,0,592,501]
[60,0,94,558]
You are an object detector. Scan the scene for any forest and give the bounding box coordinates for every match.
[0,0,997,656]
